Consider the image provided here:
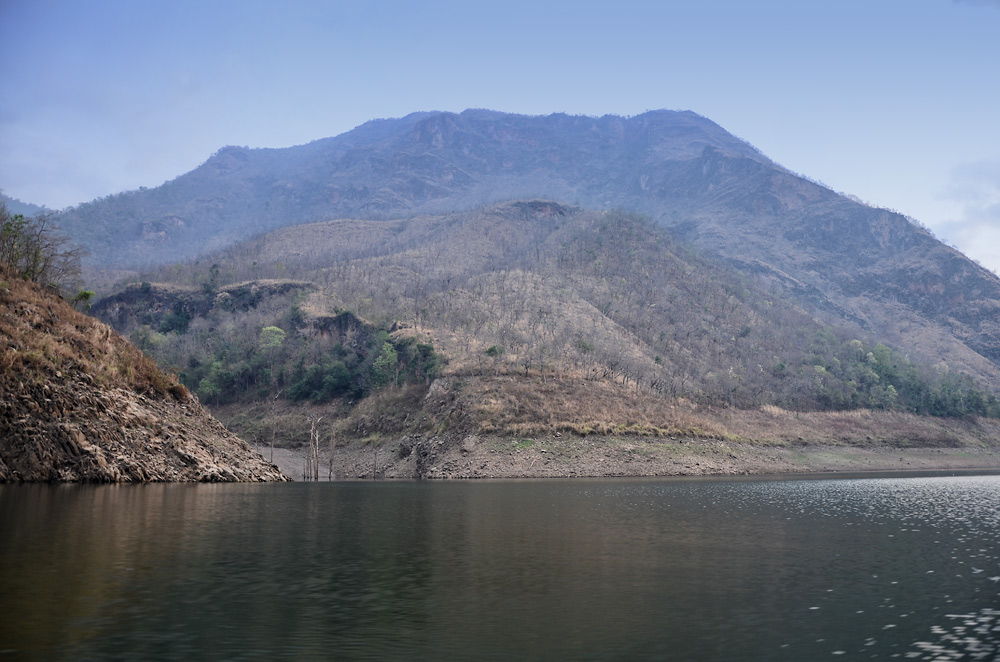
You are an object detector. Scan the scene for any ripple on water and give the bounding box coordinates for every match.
[909,608,1000,660]
[727,475,1000,658]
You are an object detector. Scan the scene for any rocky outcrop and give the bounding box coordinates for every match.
[0,271,288,482]
[1,377,288,482]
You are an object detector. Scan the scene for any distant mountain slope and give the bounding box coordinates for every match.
[0,193,46,217]
[0,267,288,482]
[57,109,765,267]
[659,150,1000,372]
[60,109,1000,379]
[96,202,1000,430]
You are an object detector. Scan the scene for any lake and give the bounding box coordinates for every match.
[2,474,999,660]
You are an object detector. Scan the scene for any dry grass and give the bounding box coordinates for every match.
[460,377,720,437]
[201,363,1000,453]
[0,268,186,400]
[336,384,433,439]
[308,371,1000,451]
[708,405,1000,448]
[321,375,732,442]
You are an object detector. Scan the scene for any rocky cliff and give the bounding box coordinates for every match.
[0,269,288,482]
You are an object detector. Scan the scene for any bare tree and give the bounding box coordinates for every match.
[327,423,336,481]
[269,389,282,464]
[305,415,323,481]
[0,204,85,293]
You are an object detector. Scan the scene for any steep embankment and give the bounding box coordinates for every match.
[0,270,287,482]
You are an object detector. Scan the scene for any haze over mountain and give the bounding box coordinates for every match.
[0,193,47,218]
[60,110,770,264]
[57,109,1000,386]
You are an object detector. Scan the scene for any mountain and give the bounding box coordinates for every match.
[0,193,47,217]
[61,109,1000,384]
[92,202,1000,465]
[58,110,767,267]
[0,266,288,482]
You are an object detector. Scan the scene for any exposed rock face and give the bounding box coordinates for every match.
[0,271,288,482]
[1,379,288,482]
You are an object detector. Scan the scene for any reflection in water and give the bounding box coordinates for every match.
[1,475,999,660]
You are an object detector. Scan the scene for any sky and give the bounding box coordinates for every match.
[1,0,998,272]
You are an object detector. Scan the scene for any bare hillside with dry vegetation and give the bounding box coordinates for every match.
[62,110,1000,387]
[91,201,1000,473]
[0,265,287,482]
[11,107,999,480]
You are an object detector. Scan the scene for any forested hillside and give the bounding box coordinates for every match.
[94,202,1000,447]
[0,193,46,218]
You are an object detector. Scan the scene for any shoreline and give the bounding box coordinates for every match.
[263,435,1000,482]
[218,380,1000,483]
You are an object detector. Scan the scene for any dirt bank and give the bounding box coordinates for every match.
[212,377,1000,482]
[268,434,1000,481]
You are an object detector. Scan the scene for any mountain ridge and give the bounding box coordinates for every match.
[56,109,771,265]
[53,108,1000,386]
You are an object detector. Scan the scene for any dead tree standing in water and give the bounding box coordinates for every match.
[304,415,323,481]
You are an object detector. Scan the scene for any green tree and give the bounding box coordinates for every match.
[160,305,191,334]
[197,377,222,403]
[288,358,353,402]
[259,326,286,350]
[484,344,504,375]
[72,289,95,312]
[372,341,399,387]
[258,325,286,389]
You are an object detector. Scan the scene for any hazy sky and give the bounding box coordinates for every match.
[1,0,998,271]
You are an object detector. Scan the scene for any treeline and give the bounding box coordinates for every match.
[801,332,1000,417]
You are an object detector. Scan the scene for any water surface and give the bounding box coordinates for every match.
[2,474,999,660]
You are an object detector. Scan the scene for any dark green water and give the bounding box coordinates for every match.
[2,474,999,660]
